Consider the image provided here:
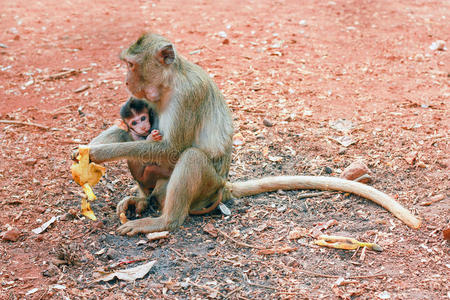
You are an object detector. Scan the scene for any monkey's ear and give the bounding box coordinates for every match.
[157,44,175,65]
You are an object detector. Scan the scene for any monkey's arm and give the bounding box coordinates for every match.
[89,125,132,145]
[89,140,178,166]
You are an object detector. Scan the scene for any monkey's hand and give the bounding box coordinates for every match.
[148,129,162,141]
[116,196,149,219]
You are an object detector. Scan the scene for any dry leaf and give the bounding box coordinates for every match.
[329,119,354,133]
[310,219,338,238]
[93,260,156,282]
[330,136,356,147]
[32,216,57,234]
[95,248,106,255]
[288,227,309,240]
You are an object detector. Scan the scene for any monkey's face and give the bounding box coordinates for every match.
[126,110,151,136]
[123,58,146,99]
[121,34,176,103]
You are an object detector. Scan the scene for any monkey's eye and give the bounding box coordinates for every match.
[141,116,147,122]
[127,61,134,69]
[131,121,137,126]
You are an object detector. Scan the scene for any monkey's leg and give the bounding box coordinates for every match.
[149,179,168,210]
[117,148,224,235]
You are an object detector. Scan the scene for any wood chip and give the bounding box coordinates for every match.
[146,231,169,241]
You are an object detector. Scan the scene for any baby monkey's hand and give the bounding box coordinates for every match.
[148,129,162,141]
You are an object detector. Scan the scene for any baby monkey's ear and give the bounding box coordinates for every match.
[114,119,129,131]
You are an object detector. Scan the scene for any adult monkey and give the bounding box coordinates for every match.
[85,33,421,235]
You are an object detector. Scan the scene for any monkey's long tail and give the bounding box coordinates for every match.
[226,176,421,229]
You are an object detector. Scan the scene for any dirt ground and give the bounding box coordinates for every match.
[0,0,449,299]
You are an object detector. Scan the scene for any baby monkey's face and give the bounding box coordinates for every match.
[127,109,151,136]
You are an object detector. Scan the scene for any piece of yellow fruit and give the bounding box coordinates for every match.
[71,145,106,219]
[119,213,128,224]
[314,235,383,252]
[81,197,97,221]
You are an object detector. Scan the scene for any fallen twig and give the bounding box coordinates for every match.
[224,286,243,298]
[257,246,298,255]
[348,273,387,280]
[248,282,280,290]
[170,248,194,264]
[0,120,49,130]
[43,69,78,80]
[187,279,225,298]
[298,191,327,199]
[106,258,149,271]
[293,267,387,279]
[59,140,85,145]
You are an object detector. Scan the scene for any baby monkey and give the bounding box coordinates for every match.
[115,97,161,141]
[115,97,170,219]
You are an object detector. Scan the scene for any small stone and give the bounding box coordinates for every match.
[222,38,230,45]
[340,161,371,183]
[36,207,46,213]
[25,158,38,166]
[378,291,391,299]
[42,264,60,277]
[429,40,446,51]
[443,227,450,241]
[106,248,118,260]
[263,118,274,127]
[324,166,333,174]
[217,31,227,38]
[404,151,418,165]
[283,256,299,267]
[92,221,104,229]
[2,228,21,242]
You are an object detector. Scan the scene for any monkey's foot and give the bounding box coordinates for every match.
[117,217,166,236]
[116,196,148,217]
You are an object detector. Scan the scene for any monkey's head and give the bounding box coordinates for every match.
[120,33,176,103]
[120,97,153,137]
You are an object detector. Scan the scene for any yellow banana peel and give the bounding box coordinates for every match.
[81,197,97,221]
[314,235,383,252]
[71,146,106,220]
